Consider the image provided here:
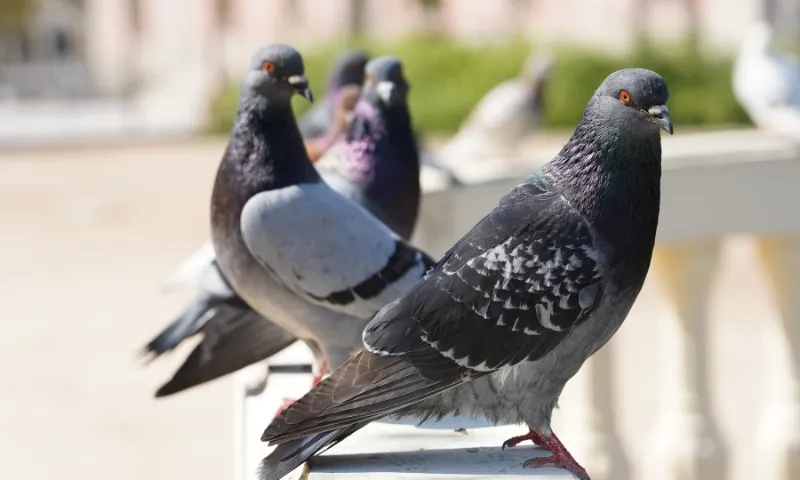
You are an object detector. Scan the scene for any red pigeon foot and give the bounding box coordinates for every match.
[521,430,590,480]
[502,429,545,449]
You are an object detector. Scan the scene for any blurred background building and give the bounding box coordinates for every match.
[1,0,799,145]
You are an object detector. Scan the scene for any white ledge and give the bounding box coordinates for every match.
[237,345,571,480]
[299,421,571,479]
[415,129,800,257]
[430,128,799,188]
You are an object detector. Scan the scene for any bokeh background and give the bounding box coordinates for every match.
[2,1,799,480]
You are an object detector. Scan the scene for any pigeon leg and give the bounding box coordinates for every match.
[311,360,328,387]
[521,430,590,480]
[274,362,329,417]
[274,398,296,417]
[501,429,545,449]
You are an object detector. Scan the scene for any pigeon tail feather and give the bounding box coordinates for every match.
[141,298,213,360]
[257,426,362,480]
[162,242,217,291]
[154,308,296,397]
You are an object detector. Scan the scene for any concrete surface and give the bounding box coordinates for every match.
[0,138,772,480]
[0,140,229,480]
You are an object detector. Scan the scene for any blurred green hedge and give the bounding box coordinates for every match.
[208,35,750,136]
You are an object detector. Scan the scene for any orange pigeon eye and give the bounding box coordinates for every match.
[618,89,632,104]
[365,73,374,83]
[263,62,275,74]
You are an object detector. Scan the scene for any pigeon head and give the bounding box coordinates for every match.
[241,44,314,104]
[522,52,553,107]
[329,50,369,91]
[362,56,410,109]
[591,68,672,135]
[522,52,553,82]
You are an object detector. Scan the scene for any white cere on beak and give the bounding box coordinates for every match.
[376,81,395,103]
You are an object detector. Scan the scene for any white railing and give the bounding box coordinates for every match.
[235,129,800,480]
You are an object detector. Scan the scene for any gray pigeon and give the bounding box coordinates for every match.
[298,49,369,141]
[258,68,672,480]
[208,44,432,391]
[142,55,424,397]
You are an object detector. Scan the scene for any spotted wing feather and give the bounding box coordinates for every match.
[366,177,603,372]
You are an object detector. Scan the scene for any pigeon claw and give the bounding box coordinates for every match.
[521,431,590,480]
[502,429,544,449]
[523,454,590,480]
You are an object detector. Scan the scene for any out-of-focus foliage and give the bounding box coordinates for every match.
[545,46,750,128]
[0,0,34,31]
[208,35,751,136]
[416,0,442,8]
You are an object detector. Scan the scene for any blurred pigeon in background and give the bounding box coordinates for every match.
[298,49,369,141]
[436,51,553,178]
[733,21,800,141]
[316,55,421,239]
[257,68,672,480]
[305,84,362,163]
[142,50,429,399]
[418,150,463,190]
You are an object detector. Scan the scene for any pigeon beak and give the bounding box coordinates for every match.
[287,75,313,103]
[376,81,395,105]
[648,105,673,135]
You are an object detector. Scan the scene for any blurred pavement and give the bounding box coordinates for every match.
[0,140,228,480]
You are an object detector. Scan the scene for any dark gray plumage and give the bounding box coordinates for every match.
[258,68,673,480]
[298,49,369,141]
[141,52,424,397]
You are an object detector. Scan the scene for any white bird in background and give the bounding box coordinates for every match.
[436,51,553,176]
[733,21,800,141]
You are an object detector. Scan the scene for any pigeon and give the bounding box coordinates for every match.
[733,21,800,140]
[315,55,421,240]
[437,52,553,174]
[258,68,672,480]
[418,151,463,190]
[205,43,431,388]
[142,54,425,397]
[305,84,361,163]
[298,49,369,141]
